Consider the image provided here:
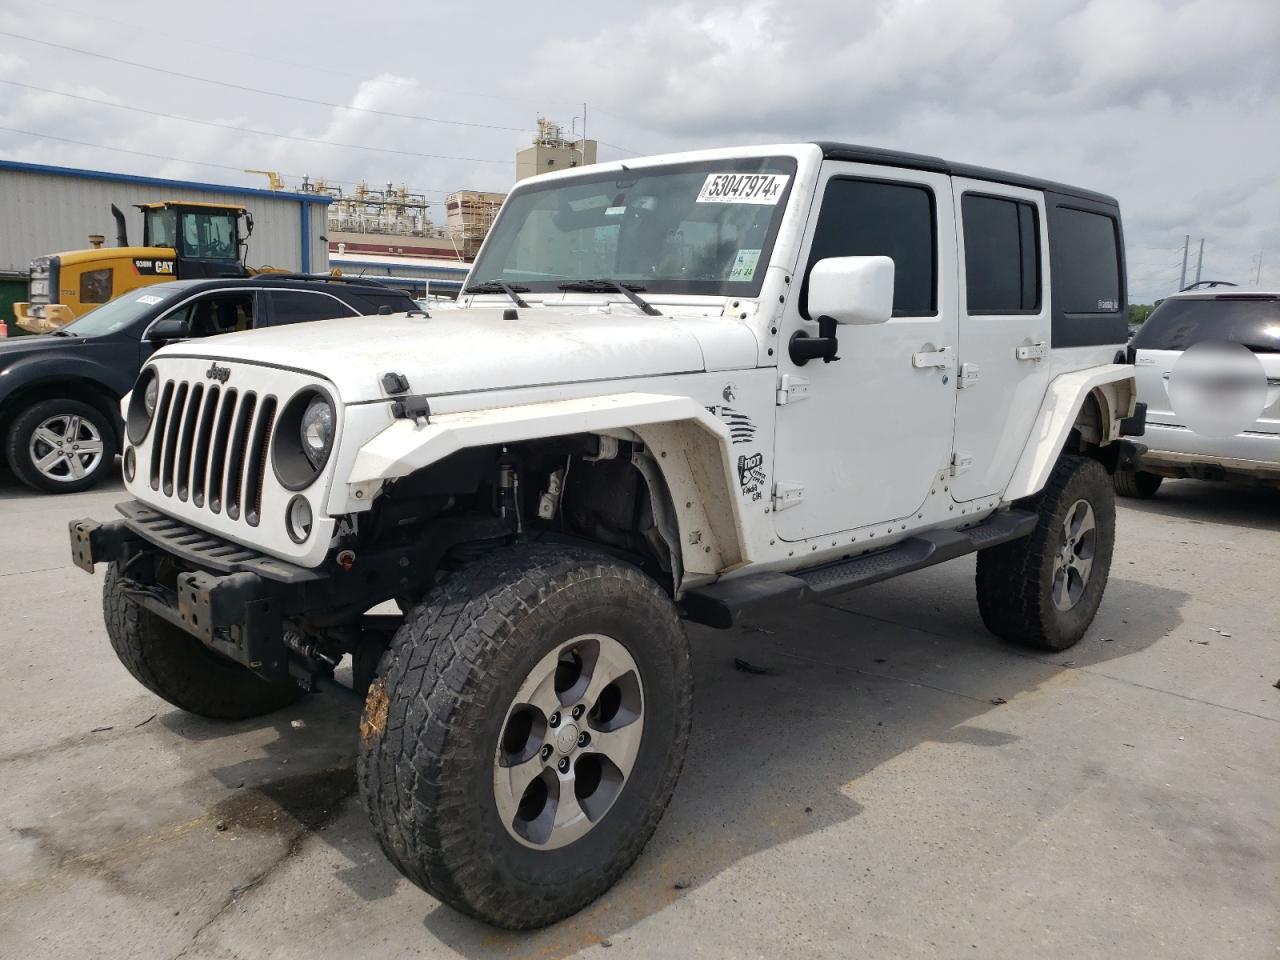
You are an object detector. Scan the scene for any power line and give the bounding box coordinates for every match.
[0,79,515,165]
[0,30,532,134]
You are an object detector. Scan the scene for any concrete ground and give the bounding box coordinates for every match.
[0,471,1276,960]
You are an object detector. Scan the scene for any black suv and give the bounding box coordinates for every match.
[0,277,417,493]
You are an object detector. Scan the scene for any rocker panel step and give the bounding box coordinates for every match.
[682,509,1037,629]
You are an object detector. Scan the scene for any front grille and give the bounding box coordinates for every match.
[149,378,277,527]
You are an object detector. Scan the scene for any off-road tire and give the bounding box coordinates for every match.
[357,544,692,929]
[6,398,118,494]
[1113,468,1162,499]
[103,562,304,719]
[975,455,1116,652]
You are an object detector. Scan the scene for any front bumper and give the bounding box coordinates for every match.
[71,500,507,683]
[71,502,329,680]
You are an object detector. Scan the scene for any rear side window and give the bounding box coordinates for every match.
[343,291,418,315]
[1045,195,1127,347]
[1132,297,1280,352]
[1052,207,1121,313]
[802,178,936,318]
[962,195,1040,313]
[267,291,356,326]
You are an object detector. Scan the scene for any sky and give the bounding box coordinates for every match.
[1,0,1277,302]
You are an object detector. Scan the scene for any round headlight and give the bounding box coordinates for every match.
[286,495,313,543]
[300,395,334,470]
[126,368,161,445]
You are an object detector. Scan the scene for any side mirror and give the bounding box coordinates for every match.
[807,255,895,325]
[147,317,189,342]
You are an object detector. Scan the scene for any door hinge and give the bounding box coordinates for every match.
[950,451,974,477]
[1015,341,1048,362]
[911,345,954,369]
[958,362,980,388]
[772,480,805,511]
[776,374,810,405]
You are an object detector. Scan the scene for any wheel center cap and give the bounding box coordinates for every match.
[556,722,579,755]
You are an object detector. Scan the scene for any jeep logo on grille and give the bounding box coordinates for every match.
[205,363,231,383]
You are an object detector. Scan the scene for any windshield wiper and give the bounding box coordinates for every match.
[556,279,662,316]
[464,280,530,309]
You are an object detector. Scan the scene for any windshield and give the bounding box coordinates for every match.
[1132,296,1280,353]
[62,287,177,337]
[469,156,797,297]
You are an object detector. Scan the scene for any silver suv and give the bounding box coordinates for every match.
[1116,291,1280,497]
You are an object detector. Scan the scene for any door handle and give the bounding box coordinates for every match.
[911,346,954,369]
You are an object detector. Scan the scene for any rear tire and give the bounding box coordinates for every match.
[6,398,118,494]
[103,562,304,720]
[1113,468,1162,499]
[357,544,692,929]
[976,455,1116,652]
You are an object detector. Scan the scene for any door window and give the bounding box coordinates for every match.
[162,292,255,337]
[962,194,1040,313]
[802,178,936,318]
[266,290,357,325]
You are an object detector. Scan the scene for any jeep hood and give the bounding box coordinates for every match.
[161,309,758,403]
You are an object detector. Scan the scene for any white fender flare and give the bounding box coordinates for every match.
[1004,364,1137,502]
[344,392,750,578]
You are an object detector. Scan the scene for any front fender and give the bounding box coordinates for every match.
[343,392,750,578]
[1004,364,1137,502]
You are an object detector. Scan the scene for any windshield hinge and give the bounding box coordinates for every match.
[772,480,805,511]
[390,394,431,424]
[776,374,810,405]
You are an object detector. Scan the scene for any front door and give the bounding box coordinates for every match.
[773,164,959,541]
[948,180,1052,502]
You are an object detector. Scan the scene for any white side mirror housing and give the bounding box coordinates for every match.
[808,256,895,325]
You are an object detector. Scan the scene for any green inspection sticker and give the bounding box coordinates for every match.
[728,248,761,282]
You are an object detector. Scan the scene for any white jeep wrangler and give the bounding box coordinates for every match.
[71,142,1141,928]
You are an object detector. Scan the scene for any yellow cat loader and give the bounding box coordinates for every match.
[15,202,254,333]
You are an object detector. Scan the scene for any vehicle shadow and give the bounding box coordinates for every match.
[1116,478,1280,532]
[149,567,1184,957]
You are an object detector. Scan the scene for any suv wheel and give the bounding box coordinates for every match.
[103,562,304,719]
[1113,468,1162,499]
[6,398,118,493]
[975,455,1116,651]
[357,545,692,929]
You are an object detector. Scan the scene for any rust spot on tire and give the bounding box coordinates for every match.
[361,676,389,746]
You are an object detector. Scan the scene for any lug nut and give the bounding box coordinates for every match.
[540,744,553,761]
[577,731,590,748]
[557,757,570,774]
[571,704,585,720]
[548,712,561,728]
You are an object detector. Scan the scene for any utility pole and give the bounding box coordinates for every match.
[1194,238,1204,285]
[1256,250,1264,286]
[1179,234,1190,291]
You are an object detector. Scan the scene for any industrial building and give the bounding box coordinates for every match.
[0,160,330,322]
[516,118,597,181]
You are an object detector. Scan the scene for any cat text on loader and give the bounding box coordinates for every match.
[14,201,253,333]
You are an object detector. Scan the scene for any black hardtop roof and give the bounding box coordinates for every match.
[813,142,1118,206]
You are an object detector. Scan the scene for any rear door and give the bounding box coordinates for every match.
[949,181,1052,501]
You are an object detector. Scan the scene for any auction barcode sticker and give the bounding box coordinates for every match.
[696,172,790,205]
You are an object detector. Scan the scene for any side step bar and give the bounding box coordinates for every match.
[682,509,1038,629]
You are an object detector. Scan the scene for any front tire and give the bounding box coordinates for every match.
[976,455,1116,652]
[1113,468,1162,499]
[5,398,118,493]
[103,562,304,720]
[357,545,692,929]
